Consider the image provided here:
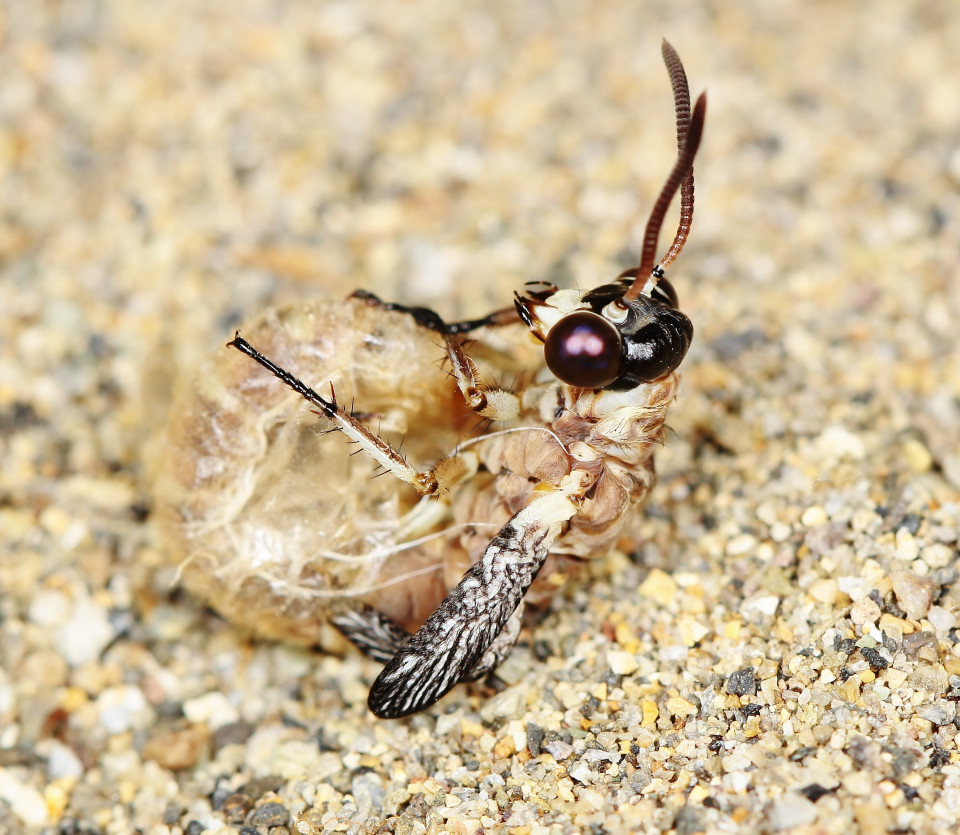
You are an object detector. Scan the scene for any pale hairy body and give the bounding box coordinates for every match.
[156,295,675,642]
[156,41,706,717]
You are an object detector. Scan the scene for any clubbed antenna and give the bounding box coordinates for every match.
[658,39,695,271]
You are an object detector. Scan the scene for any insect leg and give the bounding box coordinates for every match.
[229,334,477,495]
[444,306,522,334]
[439,329,521,421]
[350,289,519,334]
[351,290,521,421]
[366,470,592,719]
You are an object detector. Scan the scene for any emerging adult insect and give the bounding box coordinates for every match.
[158,41,705,718]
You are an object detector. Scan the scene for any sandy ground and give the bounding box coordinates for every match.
[1,1,959,833]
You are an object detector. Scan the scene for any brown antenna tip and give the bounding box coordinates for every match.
[623,91,707,303]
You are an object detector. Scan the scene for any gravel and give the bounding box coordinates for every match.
[2,0,958,833]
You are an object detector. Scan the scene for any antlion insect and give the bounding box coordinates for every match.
[157,41,705,718]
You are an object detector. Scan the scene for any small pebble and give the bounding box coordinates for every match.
[944,455,960,490]
[902,631,936,656]
[96,685,153,734]
[212,720,253,753]
[801,506,828,527]
[901,438,933,473]
[183,691,240,729]
[142,727,208,771]
[808,578,840,605]
[567,762,594,785]
[927,606,956,633]
[770,521,792,542]
[851,509,882,533]
[607,650,639,675]
[854,800,892,835]
[837,576,869,600]
[921,544,955,569]
[0,771,47,827]
[769,793,818,830]
[638,569,678,606]
[859,646,889,670]
[272,740,322,779]
[919,705,950,726]
[53,597,115,667]
[726,533,758,556]
[726,667,758,696]
[666,696,698,718]
[742,595,780,617]
[842,770,874,796]
[850,597,882,626]
[45,740,85,780]
[526,723,545,757]
[221,793,252,824]
[544,740,574,761]
[641,698,659,727]
[248,801,290,827]
[883,669,908,688]
[678,615,710,647]
[878,613,913,636]
[479,686,526,721]
[27,589,71,628]
[890,570,935,620]
[894,529,920,561]
[816,425,866,460]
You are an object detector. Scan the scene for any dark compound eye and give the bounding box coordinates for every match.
[544,311,623,389]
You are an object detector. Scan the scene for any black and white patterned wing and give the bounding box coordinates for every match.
[367,483,583,718]
[330,604,412,664]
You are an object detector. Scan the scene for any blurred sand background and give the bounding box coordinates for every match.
[1,1,959,832]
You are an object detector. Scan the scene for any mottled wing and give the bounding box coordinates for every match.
[330,604,412,664]
[367,484,582,718]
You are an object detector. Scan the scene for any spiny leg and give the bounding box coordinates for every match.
[229,334,477,495]
[351,290,521,421]
[367,470,593,719]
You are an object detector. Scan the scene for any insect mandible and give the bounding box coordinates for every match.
[157,41,706,718]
